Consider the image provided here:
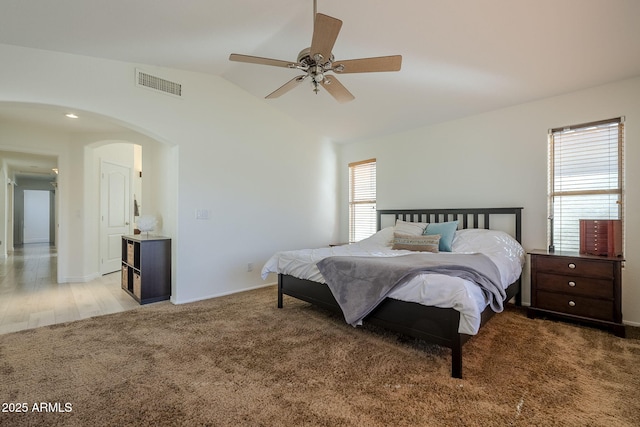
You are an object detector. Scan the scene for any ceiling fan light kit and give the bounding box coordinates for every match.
[229,3,402,103]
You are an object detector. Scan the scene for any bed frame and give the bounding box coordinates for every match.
[277,207,523,378]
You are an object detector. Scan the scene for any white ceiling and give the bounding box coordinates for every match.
[1,149,57,184]
[0,104,124,180]
[1,0,640,144]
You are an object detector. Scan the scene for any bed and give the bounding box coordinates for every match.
[261,207,524,378]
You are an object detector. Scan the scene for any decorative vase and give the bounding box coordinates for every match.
[136,215,157,238]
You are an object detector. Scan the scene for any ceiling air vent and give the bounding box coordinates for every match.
[135,69,182,97]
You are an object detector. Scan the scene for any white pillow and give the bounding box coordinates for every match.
[451,228,520,254]
[451,228,525,288]
[357,226,395,246]
[394,219,428,236]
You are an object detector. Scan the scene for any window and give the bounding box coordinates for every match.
[548,118,624,252]
[349,158,376,242]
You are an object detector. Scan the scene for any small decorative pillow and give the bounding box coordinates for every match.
[394,219,428,236]
[424,221,458,252]
[392,233,440,252]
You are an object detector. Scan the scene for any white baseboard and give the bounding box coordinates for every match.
[172,282,276,305]
[61,272,101,283]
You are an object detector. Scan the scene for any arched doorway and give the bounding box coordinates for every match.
[0,102,177,287]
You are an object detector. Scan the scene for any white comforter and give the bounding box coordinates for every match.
[261,227,525,335]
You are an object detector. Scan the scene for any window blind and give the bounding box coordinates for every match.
[349,158,376,242]
[548,118,624,252]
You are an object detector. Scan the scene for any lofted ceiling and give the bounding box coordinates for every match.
[0,0,639,144]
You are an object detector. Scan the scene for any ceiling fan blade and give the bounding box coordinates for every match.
[310,13,342,63]
[229,53,297,69]
[265,75,308,99]
[333,55,402,73]
[321,75,355,104]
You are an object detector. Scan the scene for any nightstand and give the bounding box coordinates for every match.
[528,250,625,337]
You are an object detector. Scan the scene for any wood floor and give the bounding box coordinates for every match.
[0,243,141,335]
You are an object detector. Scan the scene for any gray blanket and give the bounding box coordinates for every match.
[316,253,505,326]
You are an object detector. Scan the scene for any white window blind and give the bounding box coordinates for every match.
[548,118,624,252]
[349,158,376,242]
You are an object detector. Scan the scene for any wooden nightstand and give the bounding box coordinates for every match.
[528,250,625,337]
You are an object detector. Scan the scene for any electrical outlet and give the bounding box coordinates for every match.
[247,263,253,272]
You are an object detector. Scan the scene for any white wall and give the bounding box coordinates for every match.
[0,165,6,256]
[339,76,640,327]
[0,43,338,303]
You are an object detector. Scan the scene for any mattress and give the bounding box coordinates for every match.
[261,227,524,335]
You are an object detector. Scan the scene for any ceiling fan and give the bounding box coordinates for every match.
[229,1,402,103]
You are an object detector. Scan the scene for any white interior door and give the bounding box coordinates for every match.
[23,190,50,244]
[100,161,131,274]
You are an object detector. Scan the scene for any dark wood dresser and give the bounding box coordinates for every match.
[528,250,625,337]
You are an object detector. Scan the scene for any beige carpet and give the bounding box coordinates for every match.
[1,285,638,427]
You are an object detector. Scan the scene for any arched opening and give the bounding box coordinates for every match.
[0,102,178,333]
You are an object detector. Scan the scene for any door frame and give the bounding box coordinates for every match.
[99,159,132,275]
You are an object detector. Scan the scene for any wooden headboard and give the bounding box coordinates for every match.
[377,207,523,243]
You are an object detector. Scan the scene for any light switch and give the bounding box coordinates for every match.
[195,209,210,220]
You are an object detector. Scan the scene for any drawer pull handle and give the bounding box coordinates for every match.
[568,301,576,307]
[568,281,576,287]
[568,263,576,269]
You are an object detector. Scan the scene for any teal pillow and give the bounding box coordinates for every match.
[424,221,458,252]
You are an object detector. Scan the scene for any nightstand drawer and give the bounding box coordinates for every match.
[536,291,614,321]
[536,272,614,299]
[535,256,613,279]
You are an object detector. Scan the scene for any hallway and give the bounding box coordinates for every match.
[0,243,140,335]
